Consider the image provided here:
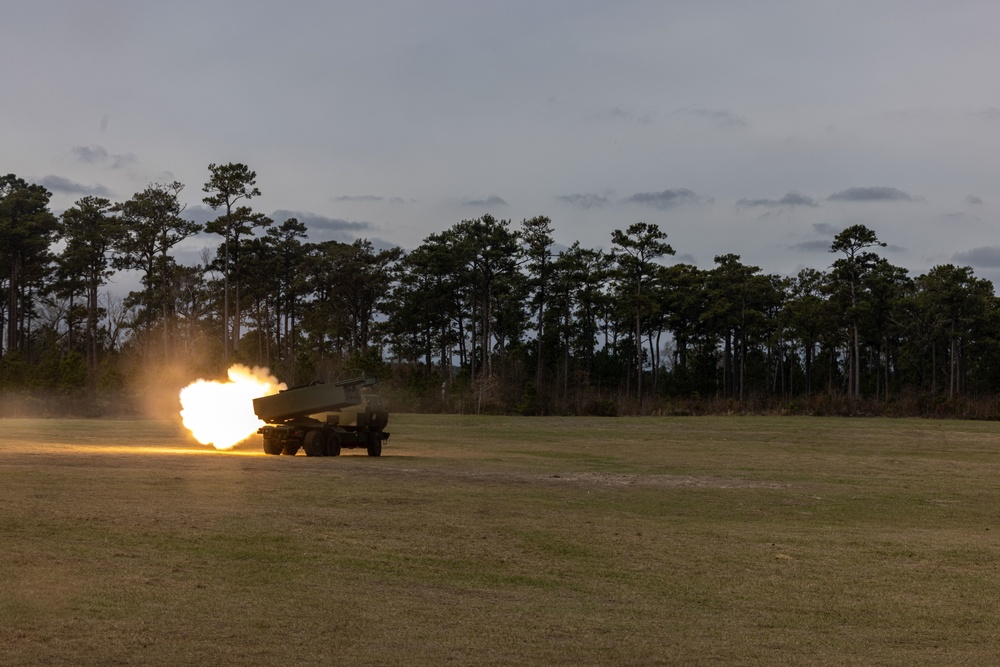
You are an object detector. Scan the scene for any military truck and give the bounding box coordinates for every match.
[253,377,389,456]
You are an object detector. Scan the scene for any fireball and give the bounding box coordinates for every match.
[179,365,286,450]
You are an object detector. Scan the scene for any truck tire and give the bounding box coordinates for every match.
[304,430,325,457]
[366,434,382,457]
[327,432,342,457]
[263,436,282,455]
[282,442,300,456]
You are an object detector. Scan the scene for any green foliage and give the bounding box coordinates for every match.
[57,351,87,390]
[0,351,28,388]
[202,163,264,360]
[514,381,540,415]
[342,347,392,382]
[0,174,58,356]
[10,166,1000,416]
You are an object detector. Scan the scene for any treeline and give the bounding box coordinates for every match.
[2,165,1000,418]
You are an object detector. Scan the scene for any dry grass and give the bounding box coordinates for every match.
[2,414,1000,665]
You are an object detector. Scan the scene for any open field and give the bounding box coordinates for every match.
[3,415,1000,665]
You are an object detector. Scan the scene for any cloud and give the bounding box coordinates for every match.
[368,237,404,252]
[71,146,108,163]
[112,154,139,169]
[183,204,218,227]
[191,208,374,244]
[272,209,373,242]
[790,240,834,253]
[462,195,508,207]
[802,223,901,252]
[70,145,137,169]
[966,195,983,206]
[812,223,842,236]
[334,194,409,204]
[791,223,866,253]
[972,108,1000,121]
[558,192,613,209]
[334,195,383,203]
[620,188,705,210]
[608,106,652,124]
[672,107,747,127]
[737,192,818,208]
[38,175,112,197]
[953,246,1000,268]
[827,187,921,203]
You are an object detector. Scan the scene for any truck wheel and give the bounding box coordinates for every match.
[366,434,382,457]
[304,431,325,457]
[282,443,300,456]
[263,437,282,455]
[327,433,342,457]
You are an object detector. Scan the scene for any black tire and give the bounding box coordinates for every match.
[262,436,282,456]
[282,443,301,456]
[328,432,342,457]
[303,430,326,457]
[366,434,382,457]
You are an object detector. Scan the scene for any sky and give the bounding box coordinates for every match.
[5,0,1000,286]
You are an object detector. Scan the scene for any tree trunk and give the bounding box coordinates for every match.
[852,321,861,398]
[7,253,20,355]
[223,227,230,361]
[634,306,642,404]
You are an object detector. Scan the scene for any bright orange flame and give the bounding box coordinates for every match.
[179,365,286,450]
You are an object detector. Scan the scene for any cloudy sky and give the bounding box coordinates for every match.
[6,1,1000,282]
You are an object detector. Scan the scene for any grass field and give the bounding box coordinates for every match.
[3,414,1000,665]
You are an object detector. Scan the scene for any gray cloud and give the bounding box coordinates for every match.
[272,209,373,242]
[737,192,818,208]
[972,108,1000,121]
[620,188,705,210]
[953,246,1000,268]
[112,154,139,169]
[827,187,921,203]
[190,208,374,244]
[966,195,983,205]
[805,223,900,253]
[71,146,108,163]
[368,237,404,252]
[672,107,747,127]
[38,175,112,197]
[790,240,834,253]
[558,192,613,209]
[608,106,652,124]
[462,195,508,207]
[813,223,842,236]
[335,195,383,202]
[70,145,138,169]
[184,204,218,227]
[334,194,409,204]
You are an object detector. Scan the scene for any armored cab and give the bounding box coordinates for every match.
[253,377,389,457]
